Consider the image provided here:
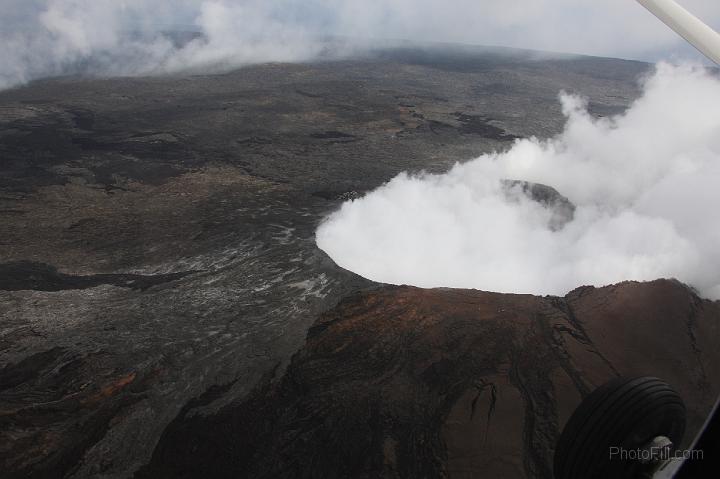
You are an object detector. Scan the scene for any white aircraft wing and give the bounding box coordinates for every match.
[637,0,720,65]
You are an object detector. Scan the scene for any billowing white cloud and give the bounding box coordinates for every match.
[0,0,324,89]
[316,64,720,299]
[2,0,720,90]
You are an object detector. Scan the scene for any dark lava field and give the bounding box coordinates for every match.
[1,46,718,478]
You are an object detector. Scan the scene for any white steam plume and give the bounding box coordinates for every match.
[316,63,720,299]
[2,1,720,91]
[0,0,325,90]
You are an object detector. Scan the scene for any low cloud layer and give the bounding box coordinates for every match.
[2,1,720,90]
[317,64,720,299]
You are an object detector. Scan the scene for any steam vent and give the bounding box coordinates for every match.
[2,47,719,478]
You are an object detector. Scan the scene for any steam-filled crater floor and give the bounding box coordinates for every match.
[1,46,718,479]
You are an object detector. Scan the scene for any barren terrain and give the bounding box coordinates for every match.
[1,46,717,478]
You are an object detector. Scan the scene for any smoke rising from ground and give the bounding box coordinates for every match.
[2,1,720,90]
[0,0,326,90]
[316,64,720,299]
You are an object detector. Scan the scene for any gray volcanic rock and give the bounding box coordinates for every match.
[2,46,712,479]
[502,180,577,230]
[0,261,196,292]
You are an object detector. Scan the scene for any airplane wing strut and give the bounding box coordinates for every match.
[637,0,720,65]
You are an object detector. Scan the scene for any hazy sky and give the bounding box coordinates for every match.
[1,0,720,89]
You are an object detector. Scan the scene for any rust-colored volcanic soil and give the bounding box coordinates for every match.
[137,280,720,479]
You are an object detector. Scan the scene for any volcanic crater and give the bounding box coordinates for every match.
[1,46,718,479]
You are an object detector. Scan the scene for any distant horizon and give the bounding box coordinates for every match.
[1,1,718,90]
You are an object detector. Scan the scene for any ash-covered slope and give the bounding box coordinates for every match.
[137,280,720,479]
[2,47,716,478]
